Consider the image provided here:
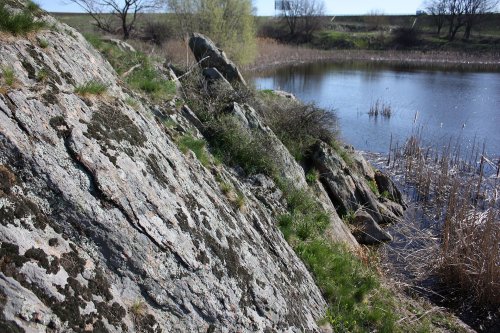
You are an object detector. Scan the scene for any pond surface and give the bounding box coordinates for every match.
[251,62,500,158]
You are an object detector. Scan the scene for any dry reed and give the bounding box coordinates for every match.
[381,132,499,309]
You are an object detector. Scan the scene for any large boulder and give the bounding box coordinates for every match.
[0,8,329,331]
[189,33,247,86]
[310,142,406,244]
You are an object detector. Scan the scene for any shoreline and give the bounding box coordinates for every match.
[243,42,500,73]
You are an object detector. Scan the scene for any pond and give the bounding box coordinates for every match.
[251,62,500,159]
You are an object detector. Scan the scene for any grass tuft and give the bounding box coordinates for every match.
[1,67,16,87]
[38,38,48,48]
[0,2,44,35]
[177,134,210,167]
[306,168,319,184]
[74,80,108,96]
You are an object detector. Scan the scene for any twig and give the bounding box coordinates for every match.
[175,56,210,81]
[121,64,142,78]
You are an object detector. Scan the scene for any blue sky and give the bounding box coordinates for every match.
[38,0,425,15]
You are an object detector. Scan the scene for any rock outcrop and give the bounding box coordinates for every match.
[310,142,405,244]
[0,6,329,332]
[189,33,247,86]
[0,3,407,331]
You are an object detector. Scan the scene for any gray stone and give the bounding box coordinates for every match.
[0,9,328,331]
[353,211,393,244]
[375,170,406,207]
[189,33,246,86]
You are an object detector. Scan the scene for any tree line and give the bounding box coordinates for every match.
[425,0,499,40]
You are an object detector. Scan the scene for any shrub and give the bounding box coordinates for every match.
[142,21,173,46]
[74,80,108,96]
[205,115,276,176]
[392,27,421,48]
[256,92,338,162]
[0,2,44,35]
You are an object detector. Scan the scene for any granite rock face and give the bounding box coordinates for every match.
[310,142,405,244]
[0,6,332,332]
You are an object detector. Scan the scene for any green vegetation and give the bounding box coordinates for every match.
[367,179,380,196]
[74,80,108,96]
[277,185,330,242]
[206,115,276,176]
[85,34,176,100]
[0,1,44,35]
[342,209,357,225]
[301,241,395,332]
[38,38,49,48]
[36,67,48,82]
[274,180,398,331]
[1,67,15,87]
[256,91,338,162]
[177,134,210,167]
[127,66,177,99]
[331,140,354,166]
[167,0,256,64]
[306,168,319,184]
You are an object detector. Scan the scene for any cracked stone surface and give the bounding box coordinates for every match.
[0,4,339,332]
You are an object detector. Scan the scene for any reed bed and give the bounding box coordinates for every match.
[368,99,392,118]
[245,38,500,73]
[378,130,500,316]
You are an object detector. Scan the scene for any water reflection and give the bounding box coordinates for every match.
[251,62,500,158]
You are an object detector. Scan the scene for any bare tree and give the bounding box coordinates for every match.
[425,0,447,35]
[280,0,325,40]
[462,0,499,39]
[68,0,163,39]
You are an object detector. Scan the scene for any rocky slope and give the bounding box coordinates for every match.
[0,2,406,332]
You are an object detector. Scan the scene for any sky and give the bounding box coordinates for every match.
[37,0,425,16]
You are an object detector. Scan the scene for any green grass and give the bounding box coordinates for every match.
[127,66,177,99]
[331,140,354,166]
[0,2,44,35]
[74,80,108,96]
[36,68,47,82]
[177,135,210,167]
[206,115,276,176]
[298,241,396,333]
[38,38,49,48]
[1,67,15,86]
[306,168,319,184]
[276,186,397,332]
[342,209,357,225]
[367,179,380,196]
[277,182,330,242]
[85,34,176,99]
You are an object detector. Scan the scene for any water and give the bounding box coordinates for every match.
[251,62,500,158]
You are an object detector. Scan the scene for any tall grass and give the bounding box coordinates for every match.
[384,132,500,310]
[244,38,500,73]
[368,99,392,118]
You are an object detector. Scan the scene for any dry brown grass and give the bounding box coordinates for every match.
[384,133,500,309]
[244,38,500,73]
